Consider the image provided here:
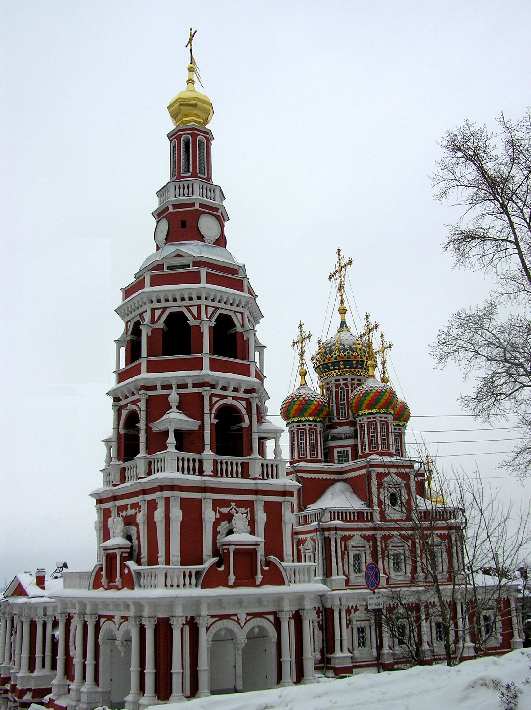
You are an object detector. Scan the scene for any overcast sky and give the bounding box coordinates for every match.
[1,0,529,583]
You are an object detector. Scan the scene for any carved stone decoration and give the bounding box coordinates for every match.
[231,510,250,534]
[108,515,125,539]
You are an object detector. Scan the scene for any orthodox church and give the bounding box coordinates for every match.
[0,36,523,710]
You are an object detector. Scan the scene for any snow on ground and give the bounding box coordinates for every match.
[171,650,531,710]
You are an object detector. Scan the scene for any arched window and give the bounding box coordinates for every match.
[129,321,142,363]
[297,429,307,459]
[380,421,389,450]
[198,136,207,176]
[338,386,348,419]
[309,428,318,458]
[181,135,191,174]
[212,314,238,359]
[162,311,192,356]
[170,140,176,178]
[123,410,140,461]
[358,423,366,453]
[394,430,403,457]
[215,405,244,457]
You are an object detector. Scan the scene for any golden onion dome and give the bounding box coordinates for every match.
[167,62,214,127]
[312,318,368,380]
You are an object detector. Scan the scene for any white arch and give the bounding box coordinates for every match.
[119,404,140,433]
[242,616,277,642]
[158,306,195,326]
[206,618,245,646]
[210,309,243,332]
[99,619,118,642]
[210,398,250,427]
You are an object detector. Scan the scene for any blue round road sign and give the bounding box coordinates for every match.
[365,562,380,591]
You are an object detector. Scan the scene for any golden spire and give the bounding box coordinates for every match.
[292,321,312,386]
[167,28,214,127]
[361,313,379,377]
[376,331,393,383]
[328,248,353,327]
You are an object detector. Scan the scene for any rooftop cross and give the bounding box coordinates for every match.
[376,331,393,383]
[361,313,379,376]
[328,248,353,326]
[292,320,312,386]
[185,27,197,64]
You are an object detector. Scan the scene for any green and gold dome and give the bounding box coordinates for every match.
[351,377,399,417]
[312,314,369,380]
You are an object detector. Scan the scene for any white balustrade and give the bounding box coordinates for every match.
[102,468,112,487]
[62,571,91,590]
[281,562,317,584]
[213,456,246,478]
[134,565,206,590]
[124,460,138,482]
[157,180,223,207]
[259,459,286,479]
[295,508,374,525]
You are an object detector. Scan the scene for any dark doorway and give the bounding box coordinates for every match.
[212,314,237,359]
[162,312,192,356]
[123,411,140,461]
[215,406,244,457]
[129,321,142,363]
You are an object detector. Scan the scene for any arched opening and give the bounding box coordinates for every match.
[215,406,244,457]
[162,311,192,355]
[212,314,238,359]
[198,136,207,176]
[123,411,140,461]
[209,627,237,694]
[181,135,191,174]
[129,321,141,363]
[162,312,192,356]
[99,625,131,709]
[242,624,276,691]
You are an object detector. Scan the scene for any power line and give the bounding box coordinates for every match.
[407,437,524,445]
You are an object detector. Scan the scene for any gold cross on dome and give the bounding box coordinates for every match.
[376,331,393,383]
[361,313,379,376]
[185,27,197,64]
[292,321,312,386]
[328,248,353,319]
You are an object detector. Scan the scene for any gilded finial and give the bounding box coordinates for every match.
[328,248,353,327]
[361,313,379,376]
[186,27,197,64]
[376,331,393,384]
[292,321,312,386]
[167,28,213,127]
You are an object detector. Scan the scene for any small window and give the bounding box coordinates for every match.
[181,135,191,174]
[170,141,176,178]
[389,489,401,509]
[357,626,367,648]
[180,219,187,229]
[396,622,407,646]
[359,423,366,453]
[336,448,350,464]
[394,431,402,457]
[435,621,444,643]
[309,429,318,458]
[391,550,405,574]
[351,552,362,574]
[338,386,348,419]
[297,429,307,458]
[198,137,207,176]
[380,421,389,450]
[368,422,378,451]
[482,614,494,638]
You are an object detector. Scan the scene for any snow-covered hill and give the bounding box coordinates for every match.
[173,650,531,710]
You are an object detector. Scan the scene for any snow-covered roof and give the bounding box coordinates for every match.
[137,241,239,273]
[151,409,201,432]
[307,482,368,510]
[221,533,263,545]
[3,572,64,601]
[256,418,284,437]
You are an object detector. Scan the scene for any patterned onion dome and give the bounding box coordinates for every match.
[312,322,367,379]
[351,377,398,416]
[394,399,411,426]
[280,385,329,423]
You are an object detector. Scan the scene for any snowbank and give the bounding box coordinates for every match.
[165,650,531,710]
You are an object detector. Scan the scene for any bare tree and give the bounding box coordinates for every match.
[432,111,531,477]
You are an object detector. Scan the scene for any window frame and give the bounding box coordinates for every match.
[197,136,207,177]
[181,135,192,175]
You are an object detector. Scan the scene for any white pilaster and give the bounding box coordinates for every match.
[202,389,213,474]
[301,609,314,683]
[71,613,85,701]
[255,498,267,558]
[333,604,341,655]
[202,498,215,562]
[282,501,294,562]
[44,615,53,672]
[196,616,210,698]
[20,615,30,674]
[52,613,68,697]
[155,497,165,565]
[35,615,44,673]
[509,596,523,649]
[138,501,148,565]
[84,614,97,688]
[141,617,157,706]
[125,616,141,710]
[340,604,349,656]
[0,614,6,671]
[3,613,12,667]
[14,616,22,672]
[169,617,185,702]
[250,396,259,458]
[278,611,292,686]
[170,496,182,566]
[420,603,431,658]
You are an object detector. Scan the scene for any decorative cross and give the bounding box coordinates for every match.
[292,320,312,386]
[328,248,353,317]
[361,313,379,376]
[376,331,393,383]
[185,27,197,64]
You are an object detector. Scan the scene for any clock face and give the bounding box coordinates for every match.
[198,213,221,244]
[154,218,169,247]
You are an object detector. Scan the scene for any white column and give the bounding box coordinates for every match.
[335,535,344,577]
[202,498,215,562]
[196,616,209,698]
[20,615,31,674]
[278,612,292,686]
[301,610,314,683]
[3,613,12,667]
[169,496,182,566]
[44,616,53,672]
[111,402,120,463]
[138,392,148,477]
[333,604,341,656]
[35,614,44,673]
[138,502,148,565]
[282,501,294,563]
[169,617,185,702]
[155,497,165,565]
[0,614,6,670]
[460,601,475,657]
[125,617,141,710]
[330,534,338,578]
[201,319,210,371]
[380,609,392,663]
[250,396,259,458]
[14,616,22,672]
[340,604,349,656]
[509,596,523,649]
[71,613,85,700]
[234,639,244,691]
[52,613,68,697]
[142,617,157,705]
[202,389,213,475]
[83,614,97,688]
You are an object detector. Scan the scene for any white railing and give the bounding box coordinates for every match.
[63,570,91,590]
[295,508,375,526]
[102,468,112,487]
[133,565,206,590]
[124,460,138,482]
[281,562,317,585]
[157,180,224,207]
[259,459,286,479]
[213,456,247,478]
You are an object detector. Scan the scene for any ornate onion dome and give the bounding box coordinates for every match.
[394,399,411,426]
[280,385,329,423]
[312,321,368,379]
[167,31,213,127]
[351,377,398,417]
